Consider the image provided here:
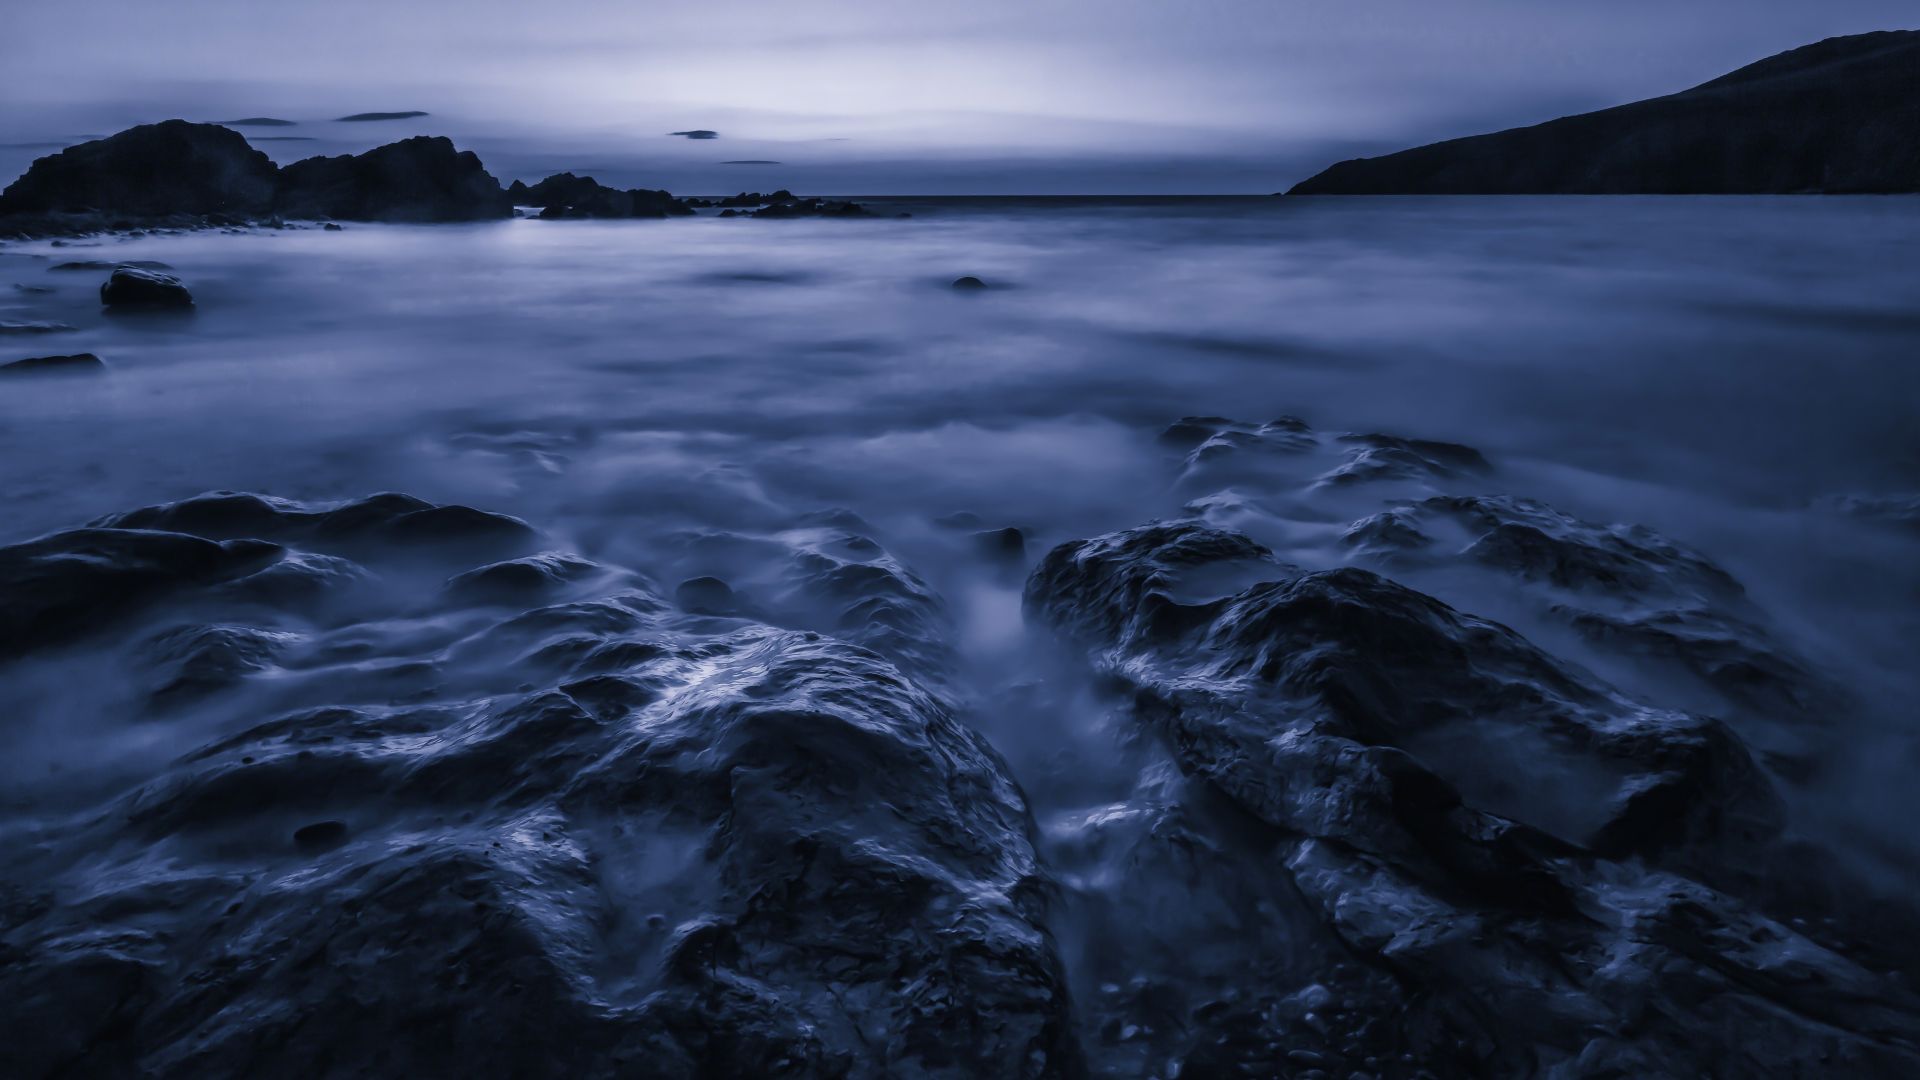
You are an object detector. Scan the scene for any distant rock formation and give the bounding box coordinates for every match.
[722,160,781,165]
[0,120,277,216]
[669,129,718,139]
[335,111,429,122]
[506,173,693,219]
[1289,30,1920,194]
[275,137,510,222]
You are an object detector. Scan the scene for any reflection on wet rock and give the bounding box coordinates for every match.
[1025,520,1920,1076]
[0,492,1074,1078]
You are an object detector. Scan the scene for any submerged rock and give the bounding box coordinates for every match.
[0,352,105,376]
[0,120,277,217]
[100,266,194,308]
[952,275,987,289]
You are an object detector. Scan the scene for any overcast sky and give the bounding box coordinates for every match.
[2,1,1913,193]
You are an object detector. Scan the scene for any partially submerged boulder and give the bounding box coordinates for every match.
[100,266,193,308]
[0,352,104,376]
[510,173,692,219]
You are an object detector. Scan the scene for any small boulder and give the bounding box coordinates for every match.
[100,267,193,308]
[952,275,987,289]
[292,820,349,852]
[0,353,104,376]
[675,575,738,615]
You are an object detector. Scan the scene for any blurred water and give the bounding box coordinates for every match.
[3,194,1918,887]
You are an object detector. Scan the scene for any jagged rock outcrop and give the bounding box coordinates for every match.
[1290,30,1920,194]
[1025,521,1920,1076]
[0,120,277,216]
[0,492,1075,1079]
[507,173,692,219]
[275,136,510,222]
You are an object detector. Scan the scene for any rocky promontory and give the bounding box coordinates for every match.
[1289,30,1920,194]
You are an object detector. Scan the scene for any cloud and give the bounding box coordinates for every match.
[670,129,719,139]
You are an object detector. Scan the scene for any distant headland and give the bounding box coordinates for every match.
[1289,30,1920,194]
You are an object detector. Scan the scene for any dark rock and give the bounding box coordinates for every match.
[322,221,342,231]
[721,160,781,165]
[139,623,295,704]
[669,129,718,139]
[445,552,606,605]
[0,120,277,217]
[51,259,172,271]
[0,352,104,376]
[93,490,537,564]
[952,275,987,289]
[674,575,738,615]
[0,527,281,658]
[752,197,870,219]
[100,266,194,308]
[335,111,429,122]
[0,494,1074,1078]
[275,136,509,222]
[1318,433,1489,486]
[1025,521,1920,1075]
[292,820,350,852]
[511,173,692,219]
[974,526,1027,564]
[1289,31,1920,194]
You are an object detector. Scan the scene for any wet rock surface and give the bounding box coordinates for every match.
[1026,520,1920,1077]
[2,400,1917,1079]
[100,266,194,308]
[0,491,1072,1079]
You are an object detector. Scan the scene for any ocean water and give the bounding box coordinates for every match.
[3,196,1919,1069]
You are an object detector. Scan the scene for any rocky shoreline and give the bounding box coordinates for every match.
[0,121,879,241]
[1,408,1915,1077]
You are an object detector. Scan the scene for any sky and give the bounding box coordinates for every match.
[1,1,1914,193]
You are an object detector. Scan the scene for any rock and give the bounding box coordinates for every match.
[1025,521,1920,1075]
[292,820,350,852]
[335,111,429,122]
[0,352,104,376]
[1288,30,1920,194]
[674,575,738,615]
[515,173,692,219]
[322,221,342,231]
[50,259,172,271]
[0,320,77,335]
[100,266,194,308]
[274,136,509,222]
[669,129,718,139]
[0,493,1075,1078]
[952,275,987,289]
[0,527,281,659]
[973,526,1027,565]
[752,197,870,218]
[1318,433,1490,486]
[94,490,536,564]
[0,120,277,217]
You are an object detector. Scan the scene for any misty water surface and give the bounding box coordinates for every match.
[3,194,1918,906]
